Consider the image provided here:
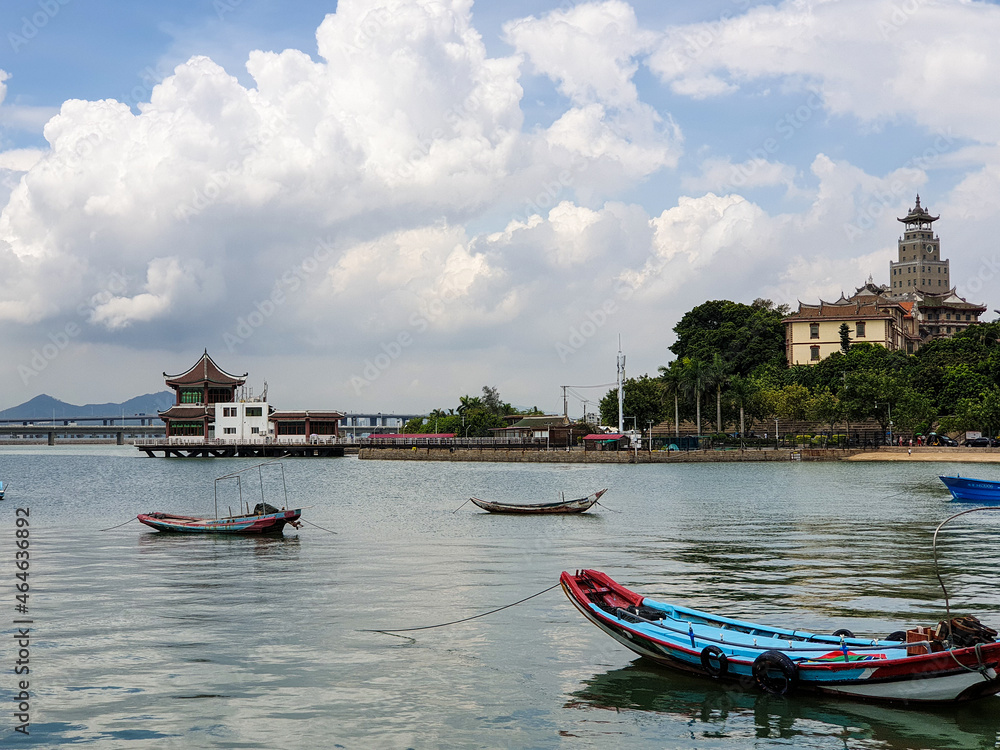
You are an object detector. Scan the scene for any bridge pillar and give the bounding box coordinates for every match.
[117,430,124,446]
[48,431,55,446]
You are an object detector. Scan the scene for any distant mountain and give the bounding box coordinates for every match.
[0,392,175,421]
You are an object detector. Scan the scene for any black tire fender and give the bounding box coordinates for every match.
[832,628,854,638]
[700,645,729,678]
[752,650,798,696]
[885,630,906,642]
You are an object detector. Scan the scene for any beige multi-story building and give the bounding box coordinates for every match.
[783,196,987,365]
[784,285,917,365]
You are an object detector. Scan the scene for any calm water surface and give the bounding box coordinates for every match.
[1,446,999,749]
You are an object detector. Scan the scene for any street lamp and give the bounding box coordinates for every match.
[647,420,653,453]
[774,418,779,450]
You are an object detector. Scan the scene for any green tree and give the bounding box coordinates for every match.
[809,386,843,436]
[774,384,813,421]
[658,361,685,436]
[599,375,667,430]
[669,299,789,378]
[893,388,937,436]
[839,323,851,354]
[680,358,710,433]
[705,352,730,433]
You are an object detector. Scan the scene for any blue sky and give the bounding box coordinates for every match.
[1,0,998,414]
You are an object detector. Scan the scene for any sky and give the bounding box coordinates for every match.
[1,0,999,416]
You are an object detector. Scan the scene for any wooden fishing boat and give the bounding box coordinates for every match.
[137,506,301,534]
[137,461,304,535]
[561,569,1000,705]
[469,488,607,514]
[940,475,1000,502]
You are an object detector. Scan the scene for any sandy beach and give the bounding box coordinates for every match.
[846,450,1000,462]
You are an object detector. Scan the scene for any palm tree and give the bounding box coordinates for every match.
[680,358,708,434]
[704,353,730,434]
[658,361,684,437]
[727,375,757,439]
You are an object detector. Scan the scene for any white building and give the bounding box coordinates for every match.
[214,401,271,442]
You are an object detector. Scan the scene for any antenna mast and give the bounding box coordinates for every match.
[617,337,625,435]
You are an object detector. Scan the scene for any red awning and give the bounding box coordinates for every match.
[370,433,456,439]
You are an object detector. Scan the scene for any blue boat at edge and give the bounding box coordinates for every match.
[939,475,1000,502]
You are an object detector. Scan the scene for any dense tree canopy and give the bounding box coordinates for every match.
[599,376,667,431]
[403,386,533,437]
[659,303,1000,439]
[669,298,789,378]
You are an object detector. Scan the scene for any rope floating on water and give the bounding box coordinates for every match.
[452,499,471,513]
[99,517,139,532]
[300,518,338,534]
[360,582,561,634]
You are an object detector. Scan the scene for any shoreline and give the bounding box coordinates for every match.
[359,446,1000,464]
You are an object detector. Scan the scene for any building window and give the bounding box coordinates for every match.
[809,323,819,339]
[251,427,260,434]
[245,407,263,417]
[277,422,306,435]
[170,422,204,436]
[946,313,951,320]
[180,389,202,404]
[906,342,914,354]
[207,388,231,404]
[810,346,820,361]
[223,427,236,435]
[856,322,866,337]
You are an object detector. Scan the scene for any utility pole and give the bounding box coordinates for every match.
[617,337,625,435]
[562,386,568,419]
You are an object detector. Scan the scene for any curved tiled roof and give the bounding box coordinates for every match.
[164,349,248,388]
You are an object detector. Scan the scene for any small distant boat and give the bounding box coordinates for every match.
[469,488,607,514]
[137,461,304,535]
[939,475,1000,502]
[0,480,5,500]
[562,569,1000,705]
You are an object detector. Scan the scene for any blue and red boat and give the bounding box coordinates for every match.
[561,569,1000,705]
[939,475,1000,502]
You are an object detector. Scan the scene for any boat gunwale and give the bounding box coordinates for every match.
[561,570,1000,676]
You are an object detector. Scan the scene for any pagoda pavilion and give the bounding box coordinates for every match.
[159,350,248,438]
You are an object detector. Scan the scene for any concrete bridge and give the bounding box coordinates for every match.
[0,424,165,445]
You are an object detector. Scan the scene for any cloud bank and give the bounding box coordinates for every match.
[1,0,999,409]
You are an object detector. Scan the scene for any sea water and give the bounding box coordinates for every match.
[0,445,998,749]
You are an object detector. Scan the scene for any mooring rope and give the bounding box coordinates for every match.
[452,499,471,513]
[359,582,561,635]
[932,505,1000,675]
[299,518,338,534]
[98,517,139,532]
[595,501,620,513]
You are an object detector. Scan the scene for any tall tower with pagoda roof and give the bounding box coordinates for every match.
[889,195,949,294]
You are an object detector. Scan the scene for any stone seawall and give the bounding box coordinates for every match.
[358,448,864,463]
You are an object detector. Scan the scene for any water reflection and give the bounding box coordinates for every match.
[136,530,302,558]
[566,661,1000,750]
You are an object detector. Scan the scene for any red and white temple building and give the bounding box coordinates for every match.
[158,350,343,443]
